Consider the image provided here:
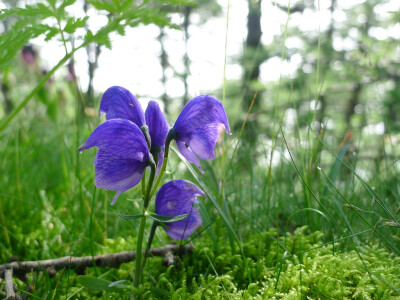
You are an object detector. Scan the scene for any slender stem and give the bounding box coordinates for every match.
[150,145,169,198]
[141,221,159,274]
[133,129,175,295]
[141,169,146,198]
[150,129,176,198]
[133,209,146,291]
[143,160,156,209]
[133,159,156,291]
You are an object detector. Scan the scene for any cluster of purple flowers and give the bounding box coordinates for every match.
[80,86,230,240]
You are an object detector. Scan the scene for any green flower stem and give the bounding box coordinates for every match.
[150,129,176,198]
[144,158,156,209]
[141,220,159,274]
[133,157,156,291]
[141,169,146,198]
[140,125,151,150]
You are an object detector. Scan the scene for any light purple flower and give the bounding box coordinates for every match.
[155,180,204,240]
[145,101,170,171]
[99,86,145,128]
[173,95,231,173]
[79,119,149,205]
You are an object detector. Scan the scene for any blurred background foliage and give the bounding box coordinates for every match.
[0,0,399,296]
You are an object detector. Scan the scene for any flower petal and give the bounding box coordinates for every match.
[173,95,230,135]
[145,101,170,147]
[176,140,204,173]
[99,86,145,127]
[164,210,202,240]
[155,180,205,240]
[179,123,219,161]
[79,119,149,162]
[94,149,147,205]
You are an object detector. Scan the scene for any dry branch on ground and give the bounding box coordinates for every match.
[0,243,193,279]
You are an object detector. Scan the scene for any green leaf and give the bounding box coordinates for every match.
[0,4,53,19]
[58,0,77,13]
[35,24,59,41]
[121,0,135,11]
[92,31,112,49]
[108,280,129,287]
[87,0,118,13]
[116,24,126,36]
[64,17,89,34]
[148,212,188,223]
[0,23,48,69]
[77,276,130,292]
[46,0,57,8]
[111,0,121,12]
[118,214,144,220]
[328,140,350,183]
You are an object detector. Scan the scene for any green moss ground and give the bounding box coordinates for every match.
[3,226,399,299]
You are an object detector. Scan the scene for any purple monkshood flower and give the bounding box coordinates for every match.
[145,101,170,172]
[99,86,146,128]
[155,180,204,240]
[99,86,169,161]
[173,95,231,173]
[79,119,149,205]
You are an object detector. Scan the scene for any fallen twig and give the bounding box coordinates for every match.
[4,268,21,300]
[0,244,193,279]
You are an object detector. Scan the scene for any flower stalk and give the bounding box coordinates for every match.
[141,220,159,274]
[150,128,176,198]
[133,156,156,291]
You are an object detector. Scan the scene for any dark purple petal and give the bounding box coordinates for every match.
[79,119,149,205]
[176,140,204,173]
[79,119,149,162]
[145,101,170,147]
[178,123,219,161]
[155,180,205,240]
[173,95,230,135]
[163,210,202,240]
[173,95,230,170]
[94,149,147,205]
[99,86,145,127]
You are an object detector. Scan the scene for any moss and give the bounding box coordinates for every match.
[2,226,399,299]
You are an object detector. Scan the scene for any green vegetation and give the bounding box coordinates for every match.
[3,227,399,298]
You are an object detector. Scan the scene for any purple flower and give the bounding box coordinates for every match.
[22,44,37,65]
[173,95,231,173]
[155,180,204,240]
[145,101,170,171]
[79,119,149,205]
[65,60,76,81]
[99,86,146,128]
